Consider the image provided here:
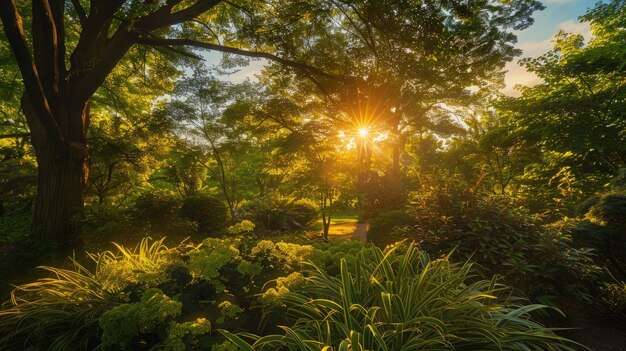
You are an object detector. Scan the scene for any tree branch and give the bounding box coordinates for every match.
[70,0,87,27]
[0,0,64,144]
[134,36,357,84]
[134,0,222,32]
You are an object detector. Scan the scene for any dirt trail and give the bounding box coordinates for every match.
[353,223,368,243]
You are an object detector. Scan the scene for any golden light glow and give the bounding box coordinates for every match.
[358,128,368,137]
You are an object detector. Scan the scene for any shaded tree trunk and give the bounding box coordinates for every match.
[23,95,89,243]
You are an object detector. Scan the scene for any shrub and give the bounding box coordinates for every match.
[0,236,312,350]
[99,288,211,350]
[366,209,416,248]
[0,238,179,350]
[81,205,136,246]
[586,192,626,227]
[307,240,371,276]
[384,175,601,303]
[286,199,318,228]
[181,195,227,235]
[222,243,580,351]
[133,191,180,226]
[567,190,626,278]
[601,282,626,314]
[0,209,57,284]
[227,220,256,234]
[1,236,590,351]
[239,195,317,231]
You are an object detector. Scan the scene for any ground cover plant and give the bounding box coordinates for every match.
[223,243,581,351]
[0,238,582,351]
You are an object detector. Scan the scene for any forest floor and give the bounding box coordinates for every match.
[562,313,626,351]
[309,216,368,242]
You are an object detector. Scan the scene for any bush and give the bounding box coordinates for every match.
[239,195,317,232]
[287,199,318,228]
[0,208,52,281]
[567,190,626,278]
[227,220,255,234]
[81,205,136,246]
[366,209,416,248]
[223,243,579,351]
[133,191,180,226]
[86,196,195,246]
[0,238,178,350]
[601,281,626,314]
[1,236,591,350]
[586,192,626,227]
[181,195,227,235]
[99,288,210,350]
[382,174,601,303]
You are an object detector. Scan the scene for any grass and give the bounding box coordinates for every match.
[308,215,360,237]
[0,238,173,350]
[220,243,582,351]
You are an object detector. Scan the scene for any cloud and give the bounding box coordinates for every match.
[558,20,592,41]
[502,20,592,95]
[502,61,542,97]
[517,20,592,58]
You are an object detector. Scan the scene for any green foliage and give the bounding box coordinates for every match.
[566,184,626,278]
[586,193,626,227]
[100,287,212,351]
[181,195,228,235]
[0,238,178,350]
[80,205,135,244]
[251,240,315,269]
[91,238,179,293]
[492,0,626,212]
[367,210,417,248]
[392,174,602,302]
[0,258,121,350]
[222,243,579,351]
[2,233,598,350]
[100,288,182,350]
[188,238,241,290]
[287,199,318,228]
[133,191,181,227]
[0,209,52,279]
[163,148,208,198]
[227,220,256,235]
[239,196,317,231]
[216,301,244,325]
[601,282,626,314]
[307,240,370,276]
[259,272,306,308]
[164,318,212,351]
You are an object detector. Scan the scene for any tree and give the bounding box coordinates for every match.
[165,70,278,216]
[498,0,626,211]
[251,0,543,205]
[283,120,353,241]
[0,0,544,242]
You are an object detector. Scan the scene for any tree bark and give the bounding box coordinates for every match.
[23,95,89,244]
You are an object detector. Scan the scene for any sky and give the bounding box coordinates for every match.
[207,0,601,96]
[503,0,599,96]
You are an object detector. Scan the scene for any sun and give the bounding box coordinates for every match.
[358,128,368,137]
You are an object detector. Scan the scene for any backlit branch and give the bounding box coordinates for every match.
[0,0,63,144]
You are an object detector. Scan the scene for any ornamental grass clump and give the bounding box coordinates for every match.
[0,238,177,350]
[222,243,581,351]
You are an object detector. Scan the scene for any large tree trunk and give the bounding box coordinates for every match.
[23,95,90,244]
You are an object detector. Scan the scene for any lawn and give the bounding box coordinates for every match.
[308,215,360,237]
